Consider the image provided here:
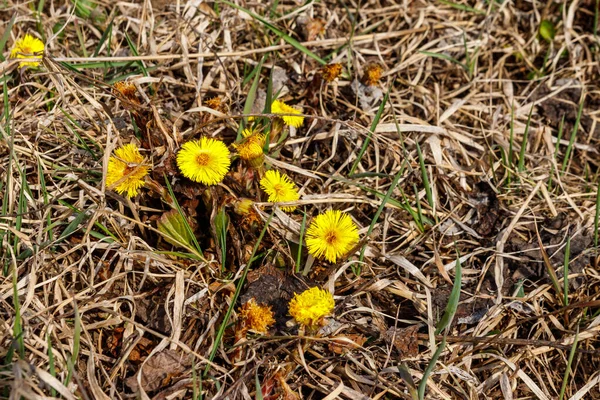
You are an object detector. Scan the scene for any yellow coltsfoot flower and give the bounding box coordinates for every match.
[271,100,304,128]
[11,34,45,69]
[106,143,149,198]
[306,209,359,263]
[260,170,300,212]
[289,287,335,329]
[176,137,231,185]
[234,129,266,167]
[239,298,275,334]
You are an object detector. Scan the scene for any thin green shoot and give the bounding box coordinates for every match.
[47,333,57,397]
[517,105,534,173]
[356,168,404,273]
[507,101,514,184]
[561,96,584,174]
[296,211,307,273]
[0,14,16,62]
[438,0,485,14]
[435,250,462,334]
[558,326,579,400]
[563,236,570,306]
[594,181,599,249]
[413,183,425,232]
[417,336,447,400]
[204,212,274,377]
[240,55,265,137]
[350,87,390,175]
[163,176,205,260]
[220,0,326,65]
[548,115,565,191]
[65,302,81,386]
[416,141,435,221]
[12,267,25,359]
[256,374,264,400]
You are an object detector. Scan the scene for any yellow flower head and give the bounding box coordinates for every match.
[289,287,335,328]
[176,137,231,185]
[106,143,149,197]
[10,34,44,68]
[363,63,383,86]
[271,100,304,128]
[239,298,275,334]
[322,63,343,82]
[234,129,265,165]
[113,81,139,104]
[260,170,300,212]
[306,210,359,263]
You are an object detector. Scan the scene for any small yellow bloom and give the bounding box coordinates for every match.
[306,210,359,263]
[113,81,139,104]
[260,170,300,212]
[322,63,343,82]
[10,34,44,68]
[234,129,265,166]
[106,143,149,197]
[289,287,335,328]
[239,298,275,334]
[271,100,304,128]
[176,137,231,185]
[363,63,383,86]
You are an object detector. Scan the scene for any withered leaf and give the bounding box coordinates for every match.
[385,325,419,358]
[125,349,191,393]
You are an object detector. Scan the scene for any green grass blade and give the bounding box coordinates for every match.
[163,176,204,259]
[563,236,570,306]
[215,207,229,272]
[594,181,600,249]
[558,326,579,400]
[0,14,16,62]
[416,141,434,220]
[438,0,485,14]
[358,169,404,268]
[65,302,81,386]
[93,16,113,57]
[203,211,274,377]
[350,87,389,175]
[296,210,307,273]
[255,374,264,400]
[12,267,25,359]
[125,33,149,77]
[518,105,534,173]
[435,252,462,334]
[398,362,419,400]
[240,55,265,137]
[47,333,57,397]
[420,51,468,73]
[417,336,446,400]
[220,0,326,65]
[561,96,585,174]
